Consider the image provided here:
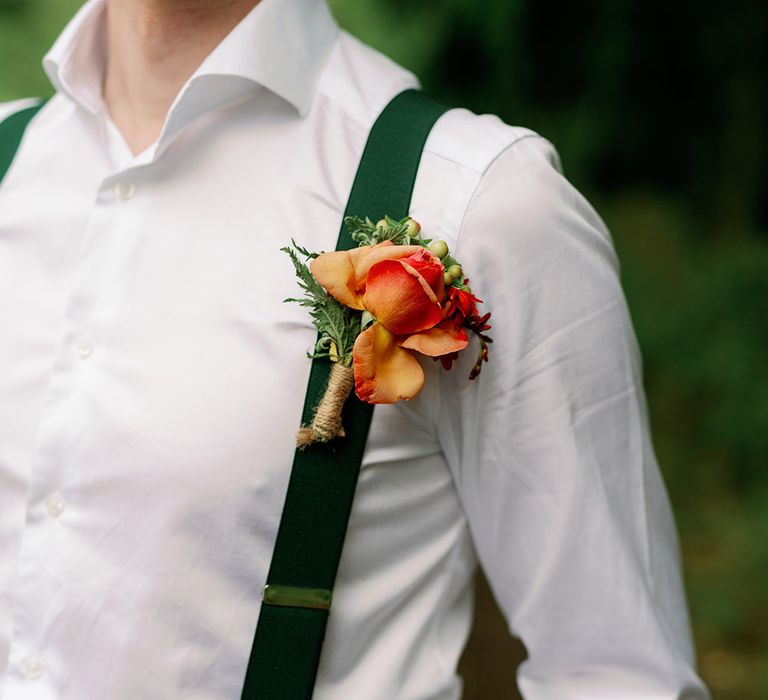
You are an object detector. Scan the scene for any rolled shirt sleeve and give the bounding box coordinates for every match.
[436,134,710,698]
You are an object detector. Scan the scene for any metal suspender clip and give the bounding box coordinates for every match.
[262,585,333,611]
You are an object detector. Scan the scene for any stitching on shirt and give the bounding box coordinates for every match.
[450,132,552,273]
[424,122,549,176]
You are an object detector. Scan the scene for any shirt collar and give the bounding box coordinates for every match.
[43,0,340,119]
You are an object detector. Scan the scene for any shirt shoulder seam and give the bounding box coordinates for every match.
[448,131,556,257]
[424,118,550,176]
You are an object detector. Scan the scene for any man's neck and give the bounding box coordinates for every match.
[103,0,260,155]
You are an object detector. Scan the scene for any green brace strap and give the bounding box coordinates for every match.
[0,101,47,184]
[240,89,449,699]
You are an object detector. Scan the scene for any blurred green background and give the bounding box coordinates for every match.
[1,1,766,697]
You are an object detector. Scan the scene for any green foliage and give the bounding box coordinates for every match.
[345,214,420,247]
[282,242,360,368]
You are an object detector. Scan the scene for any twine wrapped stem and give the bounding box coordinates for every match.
[296,363,355,446]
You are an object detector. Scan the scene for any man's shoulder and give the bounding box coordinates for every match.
[317,32,560,181]
[424,108,561,179]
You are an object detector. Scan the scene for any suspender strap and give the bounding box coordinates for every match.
[0,101,46,184]
[241,89,449,699]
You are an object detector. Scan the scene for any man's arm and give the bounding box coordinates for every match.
[436,134,710,698]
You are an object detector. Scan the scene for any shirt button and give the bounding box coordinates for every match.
[72,336,94,358]
[22,655,46,680]
[46,493,65,518]
[115,181,136,201]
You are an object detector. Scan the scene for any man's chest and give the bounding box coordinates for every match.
[0,97,479,700]
[0,111,335,493]
[0,103,449,568]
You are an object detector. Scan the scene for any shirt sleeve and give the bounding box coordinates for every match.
[435,134,711,699]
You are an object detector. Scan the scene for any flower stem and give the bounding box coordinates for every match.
[296,363,355,446]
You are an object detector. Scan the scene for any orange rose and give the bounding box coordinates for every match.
[311,241,468,403]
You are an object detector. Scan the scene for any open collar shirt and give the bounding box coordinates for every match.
[0,0,709,698]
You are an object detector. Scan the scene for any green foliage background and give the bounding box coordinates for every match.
[1,1,766,697]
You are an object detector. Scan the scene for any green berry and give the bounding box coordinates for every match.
[447,264,463,281]
[405,218,421,238]
[429,240,449,259]
[443,271,454,285]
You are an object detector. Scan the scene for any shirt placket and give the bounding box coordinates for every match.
[2,166,148,698]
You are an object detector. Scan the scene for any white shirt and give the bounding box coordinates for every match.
[0,0,709,698]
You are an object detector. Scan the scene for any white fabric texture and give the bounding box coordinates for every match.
[0,0,709,698]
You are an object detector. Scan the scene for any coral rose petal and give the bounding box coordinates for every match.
[310,249,367,310]
[399,326,469,357]
[355,243,425,281]
[310,243,429,311]
[363,259,443,335]
[398,248,445,296]
[353,323,425,404]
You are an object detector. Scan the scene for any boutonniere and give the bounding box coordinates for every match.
[283,216,492,445]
